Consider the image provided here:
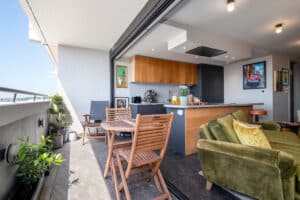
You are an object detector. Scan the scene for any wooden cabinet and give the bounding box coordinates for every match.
[131,55,197,85]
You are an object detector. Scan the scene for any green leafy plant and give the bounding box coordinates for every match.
[48,94,69,135]
[179,85,189,96]
[17,136,63,184]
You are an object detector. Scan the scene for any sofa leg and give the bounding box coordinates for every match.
[206,180,213,191]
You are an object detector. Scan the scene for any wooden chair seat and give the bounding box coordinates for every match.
[119,149,160,167]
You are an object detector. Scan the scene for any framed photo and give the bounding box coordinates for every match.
[116,65,128,88]
[243,61,266,89]
[282,68,289,86]
[114,97,129,108]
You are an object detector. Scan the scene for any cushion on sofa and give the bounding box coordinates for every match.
[217,114,240,143]
[231,110,252,123]
[233,119,271,149]
[208,120,228,142]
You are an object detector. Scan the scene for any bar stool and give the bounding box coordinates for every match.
[249,109,267,123]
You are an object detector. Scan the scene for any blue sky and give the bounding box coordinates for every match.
[0,1,56,95]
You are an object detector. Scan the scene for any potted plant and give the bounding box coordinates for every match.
[179,85,189,106]
[48,94,70,147]
[12,136,63,200]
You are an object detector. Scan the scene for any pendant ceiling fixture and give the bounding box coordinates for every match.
[275,23,283,34]
[227,0,235,12]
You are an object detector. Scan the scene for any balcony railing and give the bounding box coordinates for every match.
[0,86,49,104]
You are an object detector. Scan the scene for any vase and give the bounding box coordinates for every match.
[179,96,188,106]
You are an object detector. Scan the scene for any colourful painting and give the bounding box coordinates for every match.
[243,61,266,89]
[116,65,128,88]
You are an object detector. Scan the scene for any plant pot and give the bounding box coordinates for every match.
[31,175,45,200]
[52,134,63,149]
[60,129,69,143]
[9,175,45,200]
[68,132,78,142]
[179,96,188,106]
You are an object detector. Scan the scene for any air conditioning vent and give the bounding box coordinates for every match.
[186,46,226,57]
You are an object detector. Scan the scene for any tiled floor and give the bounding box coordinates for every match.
[42,138,239,200]
[161,150,239,200]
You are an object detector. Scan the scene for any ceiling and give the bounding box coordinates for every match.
[22,0,148,50]
[170,0,300,58]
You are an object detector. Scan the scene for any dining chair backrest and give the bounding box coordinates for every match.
[131,113,174,157]
[90,101,109,121]
[106,108,132,122]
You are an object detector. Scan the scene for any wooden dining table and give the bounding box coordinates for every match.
[101,119,136,179]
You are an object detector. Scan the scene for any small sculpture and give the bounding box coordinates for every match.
[143,89,157,103]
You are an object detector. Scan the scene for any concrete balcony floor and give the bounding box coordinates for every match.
[41,138,175,200]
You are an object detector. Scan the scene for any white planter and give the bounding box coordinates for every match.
[69,132,78,142]
[179,96,188,106]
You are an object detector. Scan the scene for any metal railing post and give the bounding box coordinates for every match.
[13,93,17,103]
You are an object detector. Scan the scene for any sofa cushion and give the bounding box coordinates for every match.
[264,130,300,148]
[233,119,271,149]
[231,110,252,123]
[208,120,228,142]
[270,142,300,193]
[217,114,240,143]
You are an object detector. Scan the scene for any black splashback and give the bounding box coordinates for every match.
[190,64,224,103]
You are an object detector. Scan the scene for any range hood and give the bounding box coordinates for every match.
[186,46,227,57]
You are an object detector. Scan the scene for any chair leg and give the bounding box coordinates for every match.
[116,153,131,200]
[206,180,213,191]
[154,174,163,193]
[156,169,171,200]
[111,158,121,200]
[82,126,86,145]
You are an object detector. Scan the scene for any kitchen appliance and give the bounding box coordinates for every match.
[131,96,142,103]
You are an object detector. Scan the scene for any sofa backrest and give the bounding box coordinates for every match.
[199,111,245,143]
[231,110,252,123]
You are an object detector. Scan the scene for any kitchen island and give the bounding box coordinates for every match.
[165,103,263,155]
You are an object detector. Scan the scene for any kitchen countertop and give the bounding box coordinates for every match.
[164,103,264,109]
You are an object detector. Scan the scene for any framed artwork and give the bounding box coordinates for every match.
[243,61,266,89]
[282,68,289,86]
[114,97,129,108]
[116,65,128,88]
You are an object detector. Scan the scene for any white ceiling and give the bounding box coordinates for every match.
[170,0,300,58]
[23,0,148,50]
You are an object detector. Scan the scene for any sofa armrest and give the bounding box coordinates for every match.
[256,121,281,131]
[197,139,295,199]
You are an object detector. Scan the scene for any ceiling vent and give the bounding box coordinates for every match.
[186,46,226,57]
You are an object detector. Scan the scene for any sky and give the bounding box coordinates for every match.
[0,1,56,95]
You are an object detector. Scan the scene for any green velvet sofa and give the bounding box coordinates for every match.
[197,110,300,200]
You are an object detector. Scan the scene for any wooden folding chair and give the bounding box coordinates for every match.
[115,113,174,200]
[106,107,132,122]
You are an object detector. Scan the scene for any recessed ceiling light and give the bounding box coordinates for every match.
[183,46,187,50]
[225,55,228,59]
[151,48,155,52]
[227,0,235,12]
[275,23,283,34]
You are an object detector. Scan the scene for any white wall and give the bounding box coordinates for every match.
[224,56,273,121]
[57,45,110,133]
[272,54,290,121]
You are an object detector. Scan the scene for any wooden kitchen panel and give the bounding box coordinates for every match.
[184,106,252,155]
[133,55,197,85]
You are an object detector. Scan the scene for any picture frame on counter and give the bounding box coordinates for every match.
[115,97,129,108]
